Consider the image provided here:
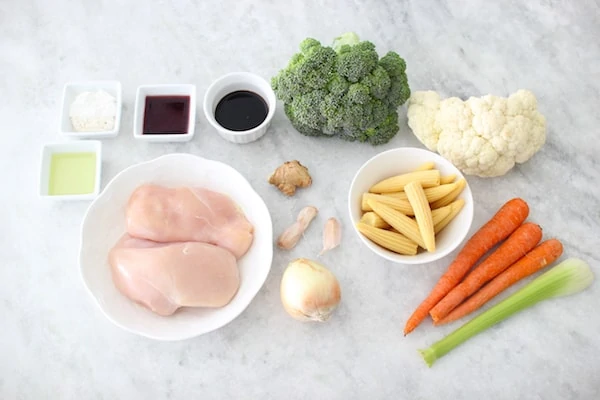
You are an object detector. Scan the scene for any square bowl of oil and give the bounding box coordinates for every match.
[39,141,102,200]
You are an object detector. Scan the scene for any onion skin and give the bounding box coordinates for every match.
[280,258,341,322]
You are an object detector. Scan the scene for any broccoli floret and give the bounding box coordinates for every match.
[271,70,306,104]
[296,46,336,89]
[343,102,374,133]
[299,38,321,54]
[284,103,324,137]
[386,77,411,107]
[272,32,410,145]
[378,51,410,106]
[336,41,379,83]
[361,66,392,100]
[271,41,335,99]
[341,101,397,143]
[346,83,371,105]
[320,93,346,130]
[288,90,327,131]
[332,32,361,52]
[370,99,390,127]
[378,51,407,80]
[327,75,350,96]
[364,111,400,145]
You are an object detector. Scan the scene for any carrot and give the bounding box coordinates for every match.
[435,238,563,326]
[403,197,529,335]
[429,222,543,322]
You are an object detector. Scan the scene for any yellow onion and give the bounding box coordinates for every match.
[280,258,341,322]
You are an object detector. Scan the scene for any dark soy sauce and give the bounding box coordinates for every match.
[143,95,190,134]
[215,90,268,131]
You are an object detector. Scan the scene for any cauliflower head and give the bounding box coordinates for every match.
[407,89,546,177]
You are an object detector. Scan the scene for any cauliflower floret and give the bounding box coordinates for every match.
[407,89,546,177]
[406,91,442,151]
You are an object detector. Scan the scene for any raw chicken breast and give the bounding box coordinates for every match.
[126,184,254,259]
[109,234,240,316]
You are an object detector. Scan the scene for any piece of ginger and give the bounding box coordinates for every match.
[268,160,312,196]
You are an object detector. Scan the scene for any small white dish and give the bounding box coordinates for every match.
[39,140,102,201]
[60,81,122,139]
[133,84,196,142]
[203,72,276,144]
[79,153,273,341]
[348,147,474,265]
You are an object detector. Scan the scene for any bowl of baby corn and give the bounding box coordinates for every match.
[348,147,474,264]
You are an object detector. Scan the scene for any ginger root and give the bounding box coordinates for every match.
[268,160,312,196]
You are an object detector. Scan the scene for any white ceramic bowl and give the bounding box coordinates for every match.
[203,72,276,144]
[60,81,122,139]
[348,147,474,265]
[79,154,273,340]
[133,84,197,142]
[39,140,102,201]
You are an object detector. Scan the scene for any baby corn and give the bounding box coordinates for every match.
[360,212,391,229]
[430,179,466,209]
[367,199,426,249]
[381,182,459,204]
[412,161,436,172]
[434,199,465,234]
[405,181,435,252]
[440,174,457,184]
[369,170,440,194]
[356,223,418,255]
[431,204,453,226]
[361,193,414,215]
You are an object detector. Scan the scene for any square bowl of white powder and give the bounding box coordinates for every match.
[60,80,122,139]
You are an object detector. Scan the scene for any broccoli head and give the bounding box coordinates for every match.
[272,32,410,145]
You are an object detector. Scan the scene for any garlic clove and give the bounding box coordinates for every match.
[319,217,341,256]
[277,206,318,250]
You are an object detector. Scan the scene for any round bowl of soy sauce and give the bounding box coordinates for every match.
[203,72,276,144]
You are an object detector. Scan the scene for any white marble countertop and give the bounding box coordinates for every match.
[2,0,600,399]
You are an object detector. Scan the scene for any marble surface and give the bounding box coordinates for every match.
[2,0,599,398]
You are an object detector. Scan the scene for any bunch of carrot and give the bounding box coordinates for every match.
[404,197,564,335]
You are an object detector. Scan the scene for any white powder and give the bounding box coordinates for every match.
[69,90,117,132]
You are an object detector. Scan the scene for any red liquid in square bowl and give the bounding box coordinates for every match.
[143,95,190,135]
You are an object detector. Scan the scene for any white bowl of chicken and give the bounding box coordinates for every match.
[79,153,273,341]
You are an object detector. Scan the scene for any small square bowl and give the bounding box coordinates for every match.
[60,81,122,139]
[39,141,102,201]
[133,84,197,143]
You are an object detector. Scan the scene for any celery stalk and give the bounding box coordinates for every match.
[419,258,594,367]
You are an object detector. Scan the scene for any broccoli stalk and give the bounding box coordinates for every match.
[271,32,410,145]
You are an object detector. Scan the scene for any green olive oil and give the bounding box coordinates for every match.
[49,152,97,195]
